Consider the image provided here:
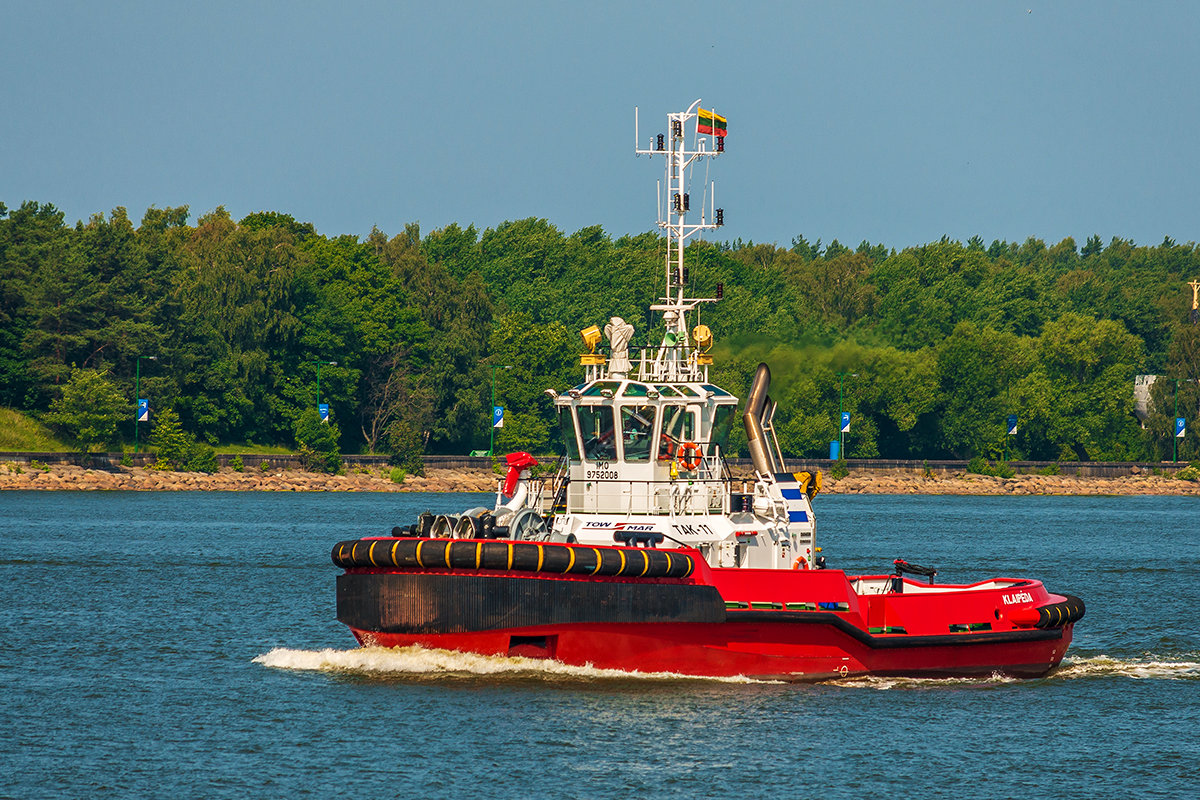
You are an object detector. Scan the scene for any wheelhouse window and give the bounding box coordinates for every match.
[557,407,581,460]
[578,405,617,461]
[581,381,622,397]
[620,405,657,462]
[658,404,696,460]
[710,404,737,452]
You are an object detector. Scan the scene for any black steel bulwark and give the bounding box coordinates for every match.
[336,572,727,634]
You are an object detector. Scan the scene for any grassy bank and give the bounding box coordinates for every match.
[0,409,68,451]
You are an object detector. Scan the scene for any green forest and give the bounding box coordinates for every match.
[1,199,1198,464]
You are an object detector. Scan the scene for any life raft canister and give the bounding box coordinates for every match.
[676,441,703,471]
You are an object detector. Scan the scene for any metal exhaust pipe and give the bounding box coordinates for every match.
[743,363,779,475]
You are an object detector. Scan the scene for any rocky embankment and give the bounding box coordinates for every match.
[2,462,1198,495]
[823,471,1200,496]
[0,464,497,493]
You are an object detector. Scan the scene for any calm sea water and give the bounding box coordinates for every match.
[1,490,1197,799]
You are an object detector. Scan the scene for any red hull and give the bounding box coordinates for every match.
[333,538,1082,680]
[348,622,1073,681]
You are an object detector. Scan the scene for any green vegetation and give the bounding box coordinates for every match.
[0,408,67,451]
[295,408,342,473]
[966,457,1016,478]
[44,367,125,453]
[1,201,1198,461]
[148,406,219,472]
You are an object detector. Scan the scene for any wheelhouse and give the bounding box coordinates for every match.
[554,378,739,515]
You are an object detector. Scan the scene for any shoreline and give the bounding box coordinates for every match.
[2,462,1198,496]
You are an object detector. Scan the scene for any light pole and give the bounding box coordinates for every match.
[489,365,513,457]
[308,360,337,409]
[836,371,857,457]
[1174,378,1181,464]
[133,355,157,453]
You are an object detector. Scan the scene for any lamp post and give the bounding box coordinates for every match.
[308,360,337,408]
[489,364,513,457]
[836,371,857,457]
[133,355,157,453]
[1174,378,1181,464]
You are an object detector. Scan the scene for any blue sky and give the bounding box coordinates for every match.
[3,1,1198,250]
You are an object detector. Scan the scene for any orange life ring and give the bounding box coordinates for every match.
[792,557,809,570]
[676,441,703,471]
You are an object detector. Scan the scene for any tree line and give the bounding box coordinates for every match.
[1,200,1197,464]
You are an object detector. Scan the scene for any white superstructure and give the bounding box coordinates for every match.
[467,102,823,572]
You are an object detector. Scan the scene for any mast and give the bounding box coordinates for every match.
[634,100,725,383]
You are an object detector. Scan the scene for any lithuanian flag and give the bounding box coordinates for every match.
[697,108,727,137]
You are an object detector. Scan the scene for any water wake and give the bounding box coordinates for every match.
[826,654,1200,690]
[1051,654,1200,681]
[253,645,773,684]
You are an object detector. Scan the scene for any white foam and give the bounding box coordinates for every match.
[827,672,1019,690]
[253,645,774,684]
[825,655,1200,689]
[1049,654,1200,681]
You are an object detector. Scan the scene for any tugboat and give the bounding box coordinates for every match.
[332,101,1084,680]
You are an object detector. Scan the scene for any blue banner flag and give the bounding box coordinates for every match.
[1176,417,1186,439]
[1007,414,1018,436]
[319,403,330,423]
[493,406,505,428]
[840,412,851,434]
[137,399,149,422]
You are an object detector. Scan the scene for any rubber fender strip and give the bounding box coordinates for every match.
[1035,594,1085,629]
[331,538,697,578]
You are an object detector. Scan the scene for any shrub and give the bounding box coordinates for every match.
[186,443,218,474]
[389,467,407,483]
[30,460,49,472]
[120,452,132,467]
[44,367,125,453]
[229,455,245,473]
[385,420,425,477]
[968,456,1015,478]
[1037,462,1061,475]
[260,460,271,472]
[829,459,849,480]
[295,409,342,473]
[150,408,192,469]
[1175,465,1200,482]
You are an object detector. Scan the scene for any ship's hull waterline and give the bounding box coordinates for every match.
[334,538,1080,681]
